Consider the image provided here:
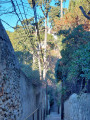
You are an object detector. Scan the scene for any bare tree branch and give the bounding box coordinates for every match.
[87,0,90,4]
[0,11,14,16]
[0,19,15,29]
[79,6,90,20]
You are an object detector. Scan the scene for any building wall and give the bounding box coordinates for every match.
[0,20,38,120]
[19,71,36,120]
[64,93,90,120]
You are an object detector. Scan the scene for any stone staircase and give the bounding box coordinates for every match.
[46,112,61,120]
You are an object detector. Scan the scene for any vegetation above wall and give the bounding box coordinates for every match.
[55,0,90,101]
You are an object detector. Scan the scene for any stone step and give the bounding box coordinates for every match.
[46,112,61,120]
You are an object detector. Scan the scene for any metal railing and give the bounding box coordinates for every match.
[24,106,46,120]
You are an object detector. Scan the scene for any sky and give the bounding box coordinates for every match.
[0,0,70,32]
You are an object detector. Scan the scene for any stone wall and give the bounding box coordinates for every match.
[19,70,36,120]
[0,20,43,120]
[64,93,90,120]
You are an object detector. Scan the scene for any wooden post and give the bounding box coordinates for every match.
[46,84,48,115]
[61,81,64,120]
[43,109,45,120]
[37,109,39,120]
[58,105,59,114]
[33,114,34,120]
[41,109,42,120]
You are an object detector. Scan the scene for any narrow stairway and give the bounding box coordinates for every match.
[46,94,61,120]
[45,112,61,120]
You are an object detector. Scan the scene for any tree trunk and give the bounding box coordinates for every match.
[32,52,36,70]
[32,0,42,80]
[43,16,48,115]
[37,44,42,80]
[61,0,63,18]
[43,16,47,81]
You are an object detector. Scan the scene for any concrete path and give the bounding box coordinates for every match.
[45,112,61,120]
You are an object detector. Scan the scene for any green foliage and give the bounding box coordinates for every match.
[28,0,51,17]
[68,0,90,22]
[55,81,62,105]
[47,86,54,106]
[7,21,56,83]
[70,41,90,81]
[69,0,89,13]
[49,6,60,26]
[55,24,90,95]
[55,59,63,82]
[47,34,55,50]
[56,35,66,51]
[7,28,40,79]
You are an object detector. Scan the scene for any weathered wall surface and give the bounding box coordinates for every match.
[19,71,37,120]
[0,20,37,120]
[64,93,90,120]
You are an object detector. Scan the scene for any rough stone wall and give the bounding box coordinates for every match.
[0,20,37,120]
[64,93,90,120]
[0,68,22,120]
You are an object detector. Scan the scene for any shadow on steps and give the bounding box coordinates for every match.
[46,112,61,120]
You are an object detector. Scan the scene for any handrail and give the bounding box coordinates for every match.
[24,108,39,120]
[23,104,46,120]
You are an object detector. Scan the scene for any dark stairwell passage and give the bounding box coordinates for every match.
[46,99,61,120]
[46,112,60,120]
[46,109,61,120]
